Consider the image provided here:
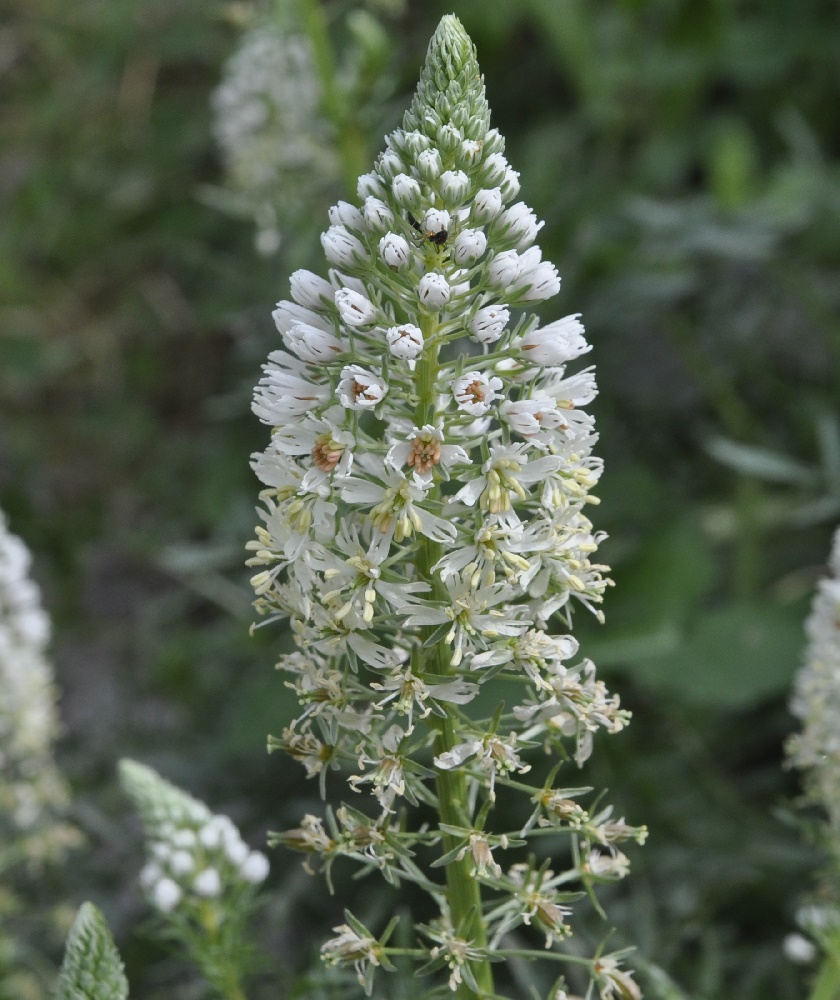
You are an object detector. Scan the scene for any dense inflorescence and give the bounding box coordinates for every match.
[248,16,644,998]
[121,760,269,915]
[211,18,337,255]
[788,528,840,960]
[0,511,66,837]
[55,903,129,1000]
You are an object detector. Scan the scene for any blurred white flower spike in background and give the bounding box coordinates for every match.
[248,14,645,998]
[0,510,66,837]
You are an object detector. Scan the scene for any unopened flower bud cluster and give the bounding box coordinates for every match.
[0,511,66,833]
[249,15,642,995]
[120,760,268,915]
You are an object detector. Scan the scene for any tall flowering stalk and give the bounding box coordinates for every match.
[248,16,644,999]
[787,528,840,997]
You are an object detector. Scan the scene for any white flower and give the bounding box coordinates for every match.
[386,323,424,360]
[321,225,366,268]
[459,138,483,165]
[252,353,330,426]
[500,396,569,439]
[511,247,561,301]
[240,851,270,883]
[379,232,412,270]
[329,201,364,230]
[334,288,377,327]
[290,269,334,311]
[452,371,504,415]
[337,366,387,409]
[435,732,530,797]
[487,249,521,287]
[452,443,562,514]
[386,425,468,481]
[225,837,250,866]
[151,877,182,912]
[520,315,589,366]
[340,470,456,545]
[193,867,222,897]
[321,922,381,986]
[285,322,344,363]
[440,169,469,206]
[783,934,817,964]
[500,163,521,201]
[470,304,509,344]
[496,202,544,249]
[418,272,450,309]
[401,577,529,667]
[472,187,504,222]
[452,228,487,265]
[420,207,451,237]
[357,171,384,199]
[363,196,394,232]
[391,173,422,209]
[169,849,194,876]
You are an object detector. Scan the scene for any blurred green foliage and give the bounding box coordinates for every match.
[1,0,839,997]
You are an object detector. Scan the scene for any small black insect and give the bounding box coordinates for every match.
[407,212,449,248]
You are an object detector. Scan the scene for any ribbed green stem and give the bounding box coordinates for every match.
[415,316,494,999]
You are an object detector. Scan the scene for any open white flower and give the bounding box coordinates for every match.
[337,365,388,409]
[385,425,468,481]
[452,371,504,415]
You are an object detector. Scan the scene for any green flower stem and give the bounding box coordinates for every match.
[295,0,368,195]
[413,313,494,999]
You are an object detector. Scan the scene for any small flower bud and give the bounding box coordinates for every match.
[520,315,590,366]
[483,128,505,156]
[501,164,521,201]
[439,169,470,207]
[386,323,423,360]
[437,123,462,154]
[417,147,442,181]
[286,323,343,363]
[480,152,508,186]
[421,207,450,236]
[459,139,484,168]
[152,878,182,912]
[391,173,422,210]
[321,226,366,269]
[513,257,561,302]
[487,249,521,288]
[290,269,334,311]
[379,232,412,271]
[418,272,451,309]
[399,130,431,158]
[452,228,487,265]
[357,171,385,200]
[240,851,270,884]
[328,201,364,231]
[496,202,544,250]
[472,187,504,223]
[470,304,510,344]
[338,365,388,408]
[377,148,404,180]
[193,867,222,898]
[363,196,394,233]
[335,288,377,327]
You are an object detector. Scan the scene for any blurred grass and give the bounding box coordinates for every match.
[1,0,839,996]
